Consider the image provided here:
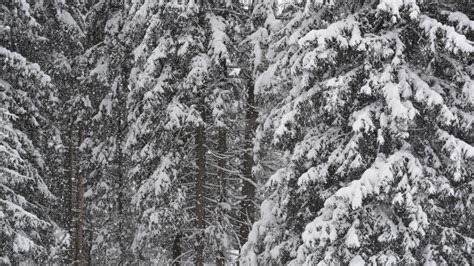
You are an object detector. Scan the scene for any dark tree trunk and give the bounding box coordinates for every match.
[195,121,207,266]
[67,127,74,230]
[66,126,76,264]
[218,128,227,202]
[239,80,257,246]
[74,128,85,265]
[172,233,182,266]
[216,128,227,266]
[116,56,129,264]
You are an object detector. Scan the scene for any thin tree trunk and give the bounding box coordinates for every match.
[218,128,227,203]
[67,127,74,223]
[239,80,257,246]
[172,233,182,266]
[116,124,125,263]
[66,127,75,263]
[216,128,227,266]
[195,121,207,266]
[86,229,93,265]
[74,127,85,265]
[116,59,128,263]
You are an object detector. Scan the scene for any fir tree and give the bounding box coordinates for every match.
[0,1,60,263]
[128,1,245,264]
[76,1,136,263]
[242,1,473,265]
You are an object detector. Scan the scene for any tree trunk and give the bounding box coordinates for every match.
[116,124,125,263]
[172,233,182,266]
[195,121,206,266]
[216,128,227,266]
[67,127,74,229]
[74,128,85,265]
[86,229,93,265]
[239,80,257,246]
[66,127,75,264]
[116,59,129,263]
[218,128,227,203]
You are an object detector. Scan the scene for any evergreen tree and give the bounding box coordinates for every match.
[242,0,473,265]
[128,1,246,264]
[76,1,137,263]
[0,0,61,263]
[39,1,86,263]
[127,2,204,263]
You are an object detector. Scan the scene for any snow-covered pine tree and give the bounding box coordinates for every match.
[127,1,208,264]
[127,1,196,263]
[233,0,283,249]
[0,0,62,263]
[202,4,245,264]
[1,0,95,263]
[0,49,56,265]
[35,2,87,263]
[243,0,473,265]
[41,0,85,222]
[76,1,137,263]
[128,1,246,264]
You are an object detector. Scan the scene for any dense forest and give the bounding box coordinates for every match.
[1,0,473,265]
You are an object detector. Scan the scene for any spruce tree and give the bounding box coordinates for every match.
[76,1,137,263]
[0,0,61,263]
[242,1,473,265]
[128,1,245,264]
